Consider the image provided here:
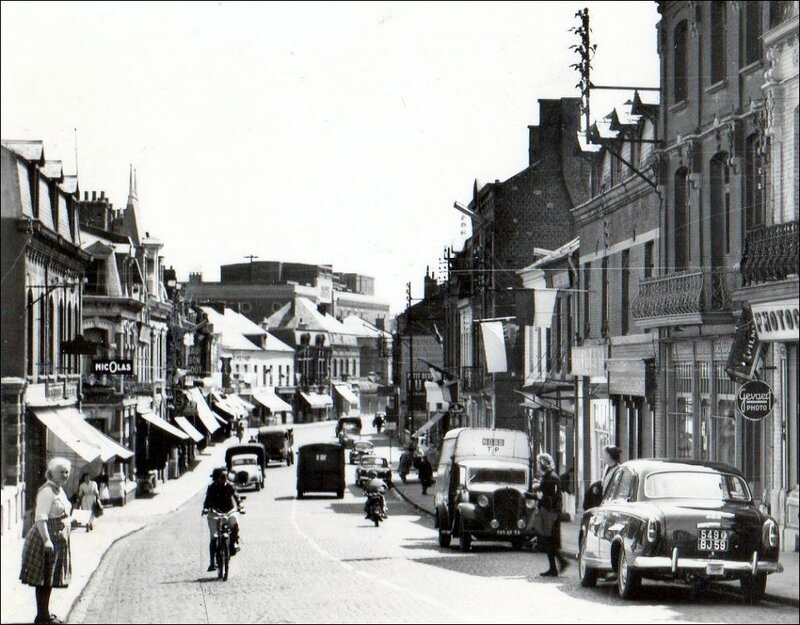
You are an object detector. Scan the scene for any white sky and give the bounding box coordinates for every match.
[1,1,660,314]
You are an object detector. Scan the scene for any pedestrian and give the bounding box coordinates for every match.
[19,457,73,624]
[397,447,413,484]
[532,452,569,577]
[559,467,574,495]
[601,445,623,495]
[417,455,433,495]
[78,473,100,532]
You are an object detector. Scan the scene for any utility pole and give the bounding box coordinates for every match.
[406,281,413,440]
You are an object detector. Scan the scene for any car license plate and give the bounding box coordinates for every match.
[705,562,725,576]
[697,529,728,552]
[496,529,521,536]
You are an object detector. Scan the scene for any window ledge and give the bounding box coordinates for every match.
[669,100,689,114]
[705,79,728,95]
[739,61,762,76]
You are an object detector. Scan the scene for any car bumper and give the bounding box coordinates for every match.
[633,549,784,576]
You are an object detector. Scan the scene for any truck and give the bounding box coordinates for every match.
[433,427,535,552]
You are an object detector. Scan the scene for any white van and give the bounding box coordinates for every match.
[433,428,534,551]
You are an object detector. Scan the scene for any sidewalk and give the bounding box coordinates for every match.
[391,470,799,607]
[0,438,237,625]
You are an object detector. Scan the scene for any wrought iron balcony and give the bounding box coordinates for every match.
[461,366,485,392]
[631,268,733,328]
[741,221,799,286]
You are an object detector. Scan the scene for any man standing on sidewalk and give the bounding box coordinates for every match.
[417,455,433,495]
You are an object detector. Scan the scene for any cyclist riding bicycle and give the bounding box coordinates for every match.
[202,467,243,572]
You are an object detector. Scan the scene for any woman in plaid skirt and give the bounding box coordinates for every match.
[19,457,73,624]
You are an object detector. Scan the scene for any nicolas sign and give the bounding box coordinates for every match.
[92,359,134,375]
[736,380,774,421]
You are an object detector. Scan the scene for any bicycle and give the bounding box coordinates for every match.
[204,507,244,581]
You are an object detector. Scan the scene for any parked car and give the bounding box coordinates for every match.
[225,444,266,492]
[356,455,392,488]
[349,440,375,465]
[257,426,295,466]
[577,459,783,602]
[296,443,345,499]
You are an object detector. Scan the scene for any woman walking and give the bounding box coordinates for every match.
[79,472,100,531]
[19,457,73,624]
[533,452,569,577]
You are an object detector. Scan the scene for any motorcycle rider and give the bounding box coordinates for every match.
[363,472,388,519]
[202,467,244,572]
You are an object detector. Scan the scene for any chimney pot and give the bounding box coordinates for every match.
[100,190,105,199]
[92,191,96,200]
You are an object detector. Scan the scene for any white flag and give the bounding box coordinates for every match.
[533,289,558,329]
[480,321,508,373]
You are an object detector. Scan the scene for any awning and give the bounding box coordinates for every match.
[412,412,446,438]
[174,417,204,443]
[425,381,452,406]
[333,383,359,405]
[211,392,242,419]
[185,389,220,435]
[32,408,103,464]
[227,393,255,413]
[252,389,293,413]
[137,409,190,440]
[515,390,574,416]
[300,391,334,409]
[33,407,133,462]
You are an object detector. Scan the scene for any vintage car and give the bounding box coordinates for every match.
[335,416,362,449]
[296,443,345,499]
[434,428,535,551]
[257,426,295,466]
[349,440,375,465]
[577,459,783,602]
[225,443,266,492]
[355,455,392,488]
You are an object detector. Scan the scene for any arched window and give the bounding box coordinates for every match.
[673,20,688,102]
[741,1,761,67]
[710,2,727,84]
[27,291,34,377]
[710,152,730,266]
[673,168,690,271]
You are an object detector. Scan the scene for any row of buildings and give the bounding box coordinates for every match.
[0,142,392,539]
[397,1,798,550]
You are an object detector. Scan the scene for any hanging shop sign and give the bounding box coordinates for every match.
[726,303,763,383]
[736,380,774,421]
[92,359,134,375]
[751,300,800,342]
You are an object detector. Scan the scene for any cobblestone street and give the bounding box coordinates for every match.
[67,425,799,624]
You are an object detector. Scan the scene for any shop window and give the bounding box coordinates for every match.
[714,399,737,468]
[676,396,694,458]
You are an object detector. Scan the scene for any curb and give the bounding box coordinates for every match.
[391,483,435,517]
[65,525,146,622]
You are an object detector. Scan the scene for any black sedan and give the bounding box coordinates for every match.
[355,456,392,488]
[349,440,375,465]
[577,459,783,603]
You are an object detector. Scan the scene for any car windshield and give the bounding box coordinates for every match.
[356,443,373,451]
[232,457,256,466]
[343,423,359,432]
[361,457,388,468]
[467,468,527,485]
[644,471,751,502]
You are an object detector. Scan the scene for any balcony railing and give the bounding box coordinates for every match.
[461,366,485,392]
[632,268,732,327]
[741,221,799,286]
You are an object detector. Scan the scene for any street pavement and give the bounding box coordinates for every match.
[3,419,797,624]
[383,431,799,609]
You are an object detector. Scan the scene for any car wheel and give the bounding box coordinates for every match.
[578,537,598,588]
[296,489,303,499]
[510,538,525,550]
[336,489,344,499]
[740,573,767,604]
[437,511,451,548]
[617,547,641,599]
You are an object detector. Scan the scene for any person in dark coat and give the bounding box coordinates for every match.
[532,452,569,577]
[417,456,434,495]
[397,448,413,483]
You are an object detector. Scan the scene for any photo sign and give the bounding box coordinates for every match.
[736,380,774,421]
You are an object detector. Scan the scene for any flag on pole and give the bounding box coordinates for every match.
[533,289,558,329]
[480,321,508,373]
